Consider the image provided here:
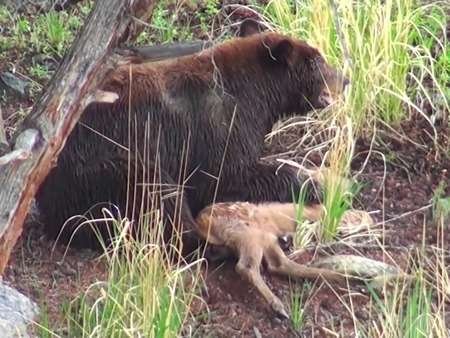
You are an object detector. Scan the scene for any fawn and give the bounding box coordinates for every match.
[195,201,372,318]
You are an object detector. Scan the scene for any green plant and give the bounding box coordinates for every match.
[30,11,73,58]
[45,12,70,56]
[289,282,309,331]
[321,180,352,242]
[403,278,433,338]
[0,5,10,24]
[293,184,316,248]
[366,270,434,337]
[146,1,194,44]
[262,0,448,130]
[67,14,83,31]
[30,63,50,81]
[78,0,94,17]
[15,17,31,35]
[151,2,176,42]
[409,4,449,109]
[14,16,31,48]
[359,243,449,338]
[409,6,446,50]
[432,181,450,227]
[0,36,13,53]
[56,210,202,338]
[0,3,91,76]
[319,118,356,242]
[0,4,12,54]
[0,10,31,50]
[35,303,55,338]
[197,0,220,33]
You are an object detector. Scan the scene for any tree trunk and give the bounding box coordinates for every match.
[0,0,156,275]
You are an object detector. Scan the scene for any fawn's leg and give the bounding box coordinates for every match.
[235,240,289,318]
[264,240,348,283]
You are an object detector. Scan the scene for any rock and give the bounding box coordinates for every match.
[0,280,39,338]
[253,326,262,338]
[368,272,414,292]
[312,254,402,279]
[0,72,30,98]
[312,254,415,293]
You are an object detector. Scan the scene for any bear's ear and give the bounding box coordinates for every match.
[238,18,264,37]
[268,39,293,63]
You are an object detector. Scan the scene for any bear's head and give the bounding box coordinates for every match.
[238,19,349,115]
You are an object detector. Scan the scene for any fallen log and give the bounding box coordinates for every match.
[0,0,156,275]
[125,40,213,62]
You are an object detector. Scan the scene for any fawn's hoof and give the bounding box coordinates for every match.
[271,299,289,320]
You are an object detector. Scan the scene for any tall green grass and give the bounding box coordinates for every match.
[262,0,448,129]
[368,273,432,337]
[292,183,317,248]
[289,282,310,331]
[50,75,205,336]
[264,2,448,334]
[319,117,356,241]
[262,0,448,240]
[59,210,203,338]
[363,249,449,337]
[432,181,450,227]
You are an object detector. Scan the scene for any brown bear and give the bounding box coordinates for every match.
[35,20,347,254]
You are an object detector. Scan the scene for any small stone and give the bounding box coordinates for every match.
[0,72,30,98]
[253,326,262,338]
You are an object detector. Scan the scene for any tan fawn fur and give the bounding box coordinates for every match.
[195,202,360,318]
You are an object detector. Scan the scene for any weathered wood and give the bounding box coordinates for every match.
[0,106,8,155]
[124,40,213,62]
[0,0,156,274]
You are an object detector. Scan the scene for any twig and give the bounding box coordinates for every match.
[328,0,351,67]
[0,106,9,155]
[374,204,432,227]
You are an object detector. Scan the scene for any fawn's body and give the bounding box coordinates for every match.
[196,201,372,318]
